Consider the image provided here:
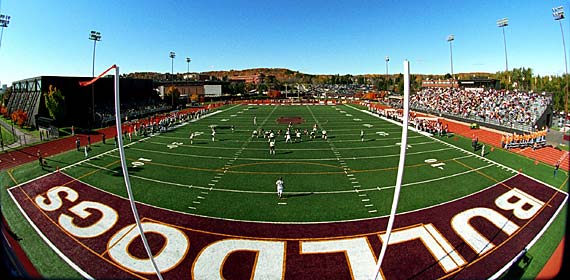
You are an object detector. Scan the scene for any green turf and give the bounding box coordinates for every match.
[1,125,16,145]
[1,103,568,279]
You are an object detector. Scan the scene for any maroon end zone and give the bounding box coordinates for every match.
[9,172,568,279]
[277,116,304,125]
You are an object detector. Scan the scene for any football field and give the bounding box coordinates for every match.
[5,103,568,279]
[63,103,515,222]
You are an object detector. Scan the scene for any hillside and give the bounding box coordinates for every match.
[125,68,494,83]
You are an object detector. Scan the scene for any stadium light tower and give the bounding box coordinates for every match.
[496,18,509,72]
[186,57,191,75]
[553,6,569,140]
[169,51,176,107]
[0,14,11,49]
[186,57,191,103]
[385,56,390,90]
[447,34,455,80]
[89,30,102,127]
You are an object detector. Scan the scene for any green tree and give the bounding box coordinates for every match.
[44,85,65,121]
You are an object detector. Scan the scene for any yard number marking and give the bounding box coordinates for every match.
[167,142,184,149]
[132,158,152,168]
[425,158,445,170]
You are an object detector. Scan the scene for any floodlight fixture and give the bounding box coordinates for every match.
[447,34,454,42]
[0,14,11,49]
[0,14,10,28]
[553,6,565,20]
[89,30,102,41]
[496,18,508,27]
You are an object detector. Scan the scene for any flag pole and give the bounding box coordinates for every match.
[114,65,164,280]
[373,60,410,280]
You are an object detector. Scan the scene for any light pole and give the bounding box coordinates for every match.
[169,51,176,107]
[89,31,101,128]
[553,6,569,140]
[186,57,191,104]
[496,18,509,72]
[447,35,454,80]
[385,56,389,91]
[0,14,10,49]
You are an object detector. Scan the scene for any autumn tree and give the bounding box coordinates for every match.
[0,104,8,118]
[363,92,377,100]
[190,93,199,102]
[44,85,65,121]
[11,110,28,127]
[165,86,181,106]
[267,89,281,98]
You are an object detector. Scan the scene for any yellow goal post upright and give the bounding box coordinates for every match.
[372,60,411,280]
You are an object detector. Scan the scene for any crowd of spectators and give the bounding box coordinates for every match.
[375,108,449,136]
[96,98,170,126]
[409,88,551,131]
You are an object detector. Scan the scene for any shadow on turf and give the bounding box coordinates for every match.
[110,166,145,176]
[283,192,313,199]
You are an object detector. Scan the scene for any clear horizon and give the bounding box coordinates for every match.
[1,0,569,86]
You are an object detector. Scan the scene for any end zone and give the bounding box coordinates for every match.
[8,172,567,279]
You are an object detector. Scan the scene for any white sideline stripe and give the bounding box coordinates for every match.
[278,202,287,205]
[368,210,378,213]
[7,190,94,279]
[129,145,454,162]
[188,207,196,210]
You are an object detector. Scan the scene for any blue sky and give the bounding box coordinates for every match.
[0,0,569,85]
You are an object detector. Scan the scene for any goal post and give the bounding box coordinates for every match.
[373,60,411,280]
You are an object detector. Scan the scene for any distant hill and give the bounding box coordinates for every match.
[124,68,494,83]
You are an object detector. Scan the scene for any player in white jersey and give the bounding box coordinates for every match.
[276,177,284,198]
[285,131,292,143]
[269,139,276,155]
